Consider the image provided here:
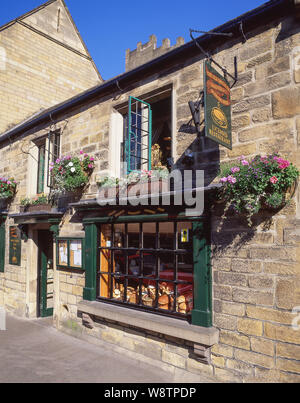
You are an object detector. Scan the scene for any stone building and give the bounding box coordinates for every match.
[0,0,300,383]
[0,0,101,133]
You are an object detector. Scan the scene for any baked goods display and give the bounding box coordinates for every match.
[112,281,193,315]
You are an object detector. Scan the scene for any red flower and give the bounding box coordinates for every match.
[270,176,278,184]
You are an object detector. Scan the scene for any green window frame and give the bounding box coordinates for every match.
[57,237,85,270]
[37,142,46,194]
[125,96,152,174]
[82,214,212,328]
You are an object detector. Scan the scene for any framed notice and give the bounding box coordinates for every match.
[204,60,232,150]
[9,226,21,266]
[57,238,84,270]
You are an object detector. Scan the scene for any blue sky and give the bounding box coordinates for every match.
[1,0,267,80]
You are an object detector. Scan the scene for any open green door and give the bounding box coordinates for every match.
[38,230,54,318]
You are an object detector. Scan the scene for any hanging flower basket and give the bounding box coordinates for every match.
[217,153,299,226]
[50,151,95,198]
[0,177,17,208]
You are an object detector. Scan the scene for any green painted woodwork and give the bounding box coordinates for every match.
[126,96,152,173]
[191,220,212,327]
[56,237,85,270]
[37,143,46,194]
[38,230,54,318]
[0,219,5,272]
[82,213,212,328]
[83,223,98,301]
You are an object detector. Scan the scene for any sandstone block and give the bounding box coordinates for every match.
[232,288,274,306]
[246,306,294,325]
[219,330,250,350]
[276,279,300,309]
[235,349,274,369]
[250,337,274,356]
[272,87,300,119]
[276,342,300,361]
[240,38,272,61]
[237,318,263,337]
[211,343,233,358]
[265,323,300,344]
[276,358,300,374]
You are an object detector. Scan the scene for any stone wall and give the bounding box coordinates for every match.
[0,7,299,383]
[0,0,101,134]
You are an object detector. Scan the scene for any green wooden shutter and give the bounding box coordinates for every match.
[0,219,5,273]
[37,143,46,194]
[125,96,152,174]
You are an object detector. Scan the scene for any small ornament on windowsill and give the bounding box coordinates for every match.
[151,144,165,169]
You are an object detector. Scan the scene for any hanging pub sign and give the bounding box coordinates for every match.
[204,60,232,150]
[9,226,21,266]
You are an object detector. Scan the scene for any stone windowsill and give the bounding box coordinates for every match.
[78,300,219,347]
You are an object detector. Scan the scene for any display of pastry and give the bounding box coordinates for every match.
[142,295,153,307]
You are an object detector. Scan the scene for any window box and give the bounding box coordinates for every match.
[20,204,52,213]
[127,178,169,196]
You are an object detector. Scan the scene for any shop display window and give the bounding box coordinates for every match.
[97,221,193,317]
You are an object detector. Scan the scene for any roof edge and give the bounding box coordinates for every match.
[0,0,293,144]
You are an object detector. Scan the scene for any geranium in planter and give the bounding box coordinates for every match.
[50,151,95,197]
[0,177,17,200]
[97,176,120,199]
[20,194,52,213]
[217,153,299,226]
[125,168,169,197]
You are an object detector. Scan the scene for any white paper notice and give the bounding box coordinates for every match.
[73,250,81,266]
[59,247,67,264]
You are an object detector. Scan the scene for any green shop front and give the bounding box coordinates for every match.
[69,196,219,361]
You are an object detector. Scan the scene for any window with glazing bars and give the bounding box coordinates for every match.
[125,96,152,174]
[97,221,194,318]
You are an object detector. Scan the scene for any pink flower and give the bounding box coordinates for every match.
[90,157,95,162]
[7,181,11,185]
[84,154,88,158]
[241,160,249,166]
[270,176,278,184]
[220,177,228,183]
[80,150,84,155]
[227,176,237,184]
[88,164,93,169]
[231,167,240,174]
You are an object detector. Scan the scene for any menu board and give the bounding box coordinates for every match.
[9,226,21,266]
[57,238,83,269]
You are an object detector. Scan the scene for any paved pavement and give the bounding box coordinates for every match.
[0,315,216,383]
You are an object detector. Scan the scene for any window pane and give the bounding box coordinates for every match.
[177,222,193,250]
[176,285,193,314]
[101,224,112,248]
[58,240,68,266]
[158,252,175,279]
[128,223,139,248]
[142,252,156,277]
[114,224,126,248]
[69,240,82,268]
[159,222,174,249]
[158,281,173,311]
[128,250,140,276]
[143,222,156,249]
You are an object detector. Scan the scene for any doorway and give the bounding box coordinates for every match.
[37,230,54,317]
